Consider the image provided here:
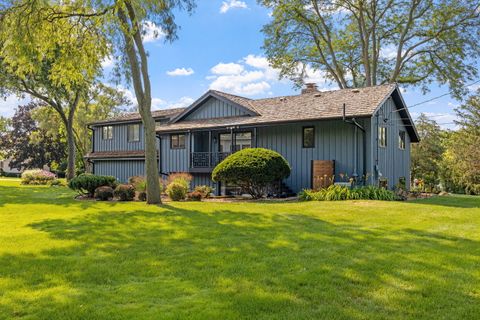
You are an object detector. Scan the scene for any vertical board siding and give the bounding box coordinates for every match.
[93,122,144,152]
[256,120,368,193]
[185,97,249,120]
[94,160,145,183]
[192,174,217,191]
[160,133,189,173]
[370,97,411,189]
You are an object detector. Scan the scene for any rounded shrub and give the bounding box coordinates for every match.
[95,186,114,201]
[114,184,135,201]
[21,169,56,185]
[68,174,117,198]
[194,185,214,198]
[212,148,291,198]
[187,191,203,201]
[166,182,188,201]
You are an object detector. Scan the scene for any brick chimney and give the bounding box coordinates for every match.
[301,83,318,94]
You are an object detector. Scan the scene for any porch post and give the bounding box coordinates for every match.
[208,130,212,167]
[253,127,257,147]
[230,127,234,153]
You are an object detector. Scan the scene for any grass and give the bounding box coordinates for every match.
[0,178,479,319]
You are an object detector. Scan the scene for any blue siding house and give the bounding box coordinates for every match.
[86,83,419,195]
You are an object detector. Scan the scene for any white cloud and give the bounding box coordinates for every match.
[220,0,248,14]
[152,98,166,110]
[142,21,165,43]
[166,96,195,109]
[0,95,30,117]
[101,56,114,69]
[211,62,244,75]
[411,111,459,130]
[166,67,195,76]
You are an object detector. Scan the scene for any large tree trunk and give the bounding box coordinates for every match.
[65,121,76,180]
[140,110,162,204]
[118,3,162,204]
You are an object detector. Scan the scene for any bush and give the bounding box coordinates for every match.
[68,174,117,198]
[187,191,203,201]
[167,172,192,190]
[138,191,147,202]
[95,186,114,201]
[298,185,396,201]
[166,182,188,201]
[212,148,291,199]
[21,169,56,185]
[49,179,65,187]
[114,184,135,201]
[128,176,145,189]
[466,184,480,195]
[194,185,214,198]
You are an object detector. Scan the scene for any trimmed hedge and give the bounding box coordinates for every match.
[95,186,114,201]
[68,174,117,198]
[298,185,396,201]
[114,184,135,201]
[212,148,291,199]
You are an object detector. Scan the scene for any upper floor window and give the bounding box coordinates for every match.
[102,126,113,140]
[379,127,387,148]
[128,124,140,142]
[303,126,315,148]
[398,130,406,150]
[170,133,186,149]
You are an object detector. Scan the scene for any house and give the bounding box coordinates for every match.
[86,83,419,195]
[0,158,23,177]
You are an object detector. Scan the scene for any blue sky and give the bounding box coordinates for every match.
[1,0,478,129]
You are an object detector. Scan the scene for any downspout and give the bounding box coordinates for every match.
[343,103,367,185]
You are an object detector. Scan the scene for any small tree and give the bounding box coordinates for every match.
[212,148,291,199]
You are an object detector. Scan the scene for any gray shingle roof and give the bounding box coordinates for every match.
[90,108,185,125]
[156,84,397,132]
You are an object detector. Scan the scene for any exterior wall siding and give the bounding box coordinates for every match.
[185,97,250,120]
[93,122,144,152]
[370,97,411,189]
[94,160,145,183]
[256,119,368,193]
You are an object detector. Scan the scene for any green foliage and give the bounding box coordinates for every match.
[94,186,114,201]
[68,174,117,198]
[137,191,147,202]
[299,185,396,201]
[114,184,135,201]
[411,114,447,189]
[212,148,291,199]
[21,169,56,185]
[194,185,214,198]
[166,182,188,201]
[167,173,192,189]
[260,0,480,96]
[49,179,65,187]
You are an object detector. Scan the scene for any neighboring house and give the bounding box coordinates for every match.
[0,158,22,176]
[86,83,419,195]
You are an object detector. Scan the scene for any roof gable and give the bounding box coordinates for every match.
[170,91,259,123]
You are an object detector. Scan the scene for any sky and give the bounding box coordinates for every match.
[1,0,478,130]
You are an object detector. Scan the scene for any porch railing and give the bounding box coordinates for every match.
[191,152,231,168]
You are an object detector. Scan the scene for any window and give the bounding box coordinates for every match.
[398,130,406,150]
[303,126,315,148]
[102,126,113,140]
[219,132,252,152]
[128,124,140,142]
[379,126,387,147]
[170,133,186,149]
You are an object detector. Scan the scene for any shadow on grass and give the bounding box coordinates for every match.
[0,205,479,319]
[408,195,480,209]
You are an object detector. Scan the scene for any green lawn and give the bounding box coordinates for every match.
[0,178,479,319]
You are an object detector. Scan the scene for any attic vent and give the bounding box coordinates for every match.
[314,93,321,97]
[352,89,360,93]
[279,97,287,102]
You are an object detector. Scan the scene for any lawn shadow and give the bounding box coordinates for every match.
[0,204,478,319]
[407,194,480,209]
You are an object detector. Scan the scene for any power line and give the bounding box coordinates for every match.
[394,79,480,113]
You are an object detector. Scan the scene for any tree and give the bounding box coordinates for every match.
[441,90,480,194]
[260,0,480,96]
[0,103,66,171]
[32,83,129,171]
[411,113,445,189]
[41,0,196,203]
[0,117,11,160]
[0,1,108,179]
